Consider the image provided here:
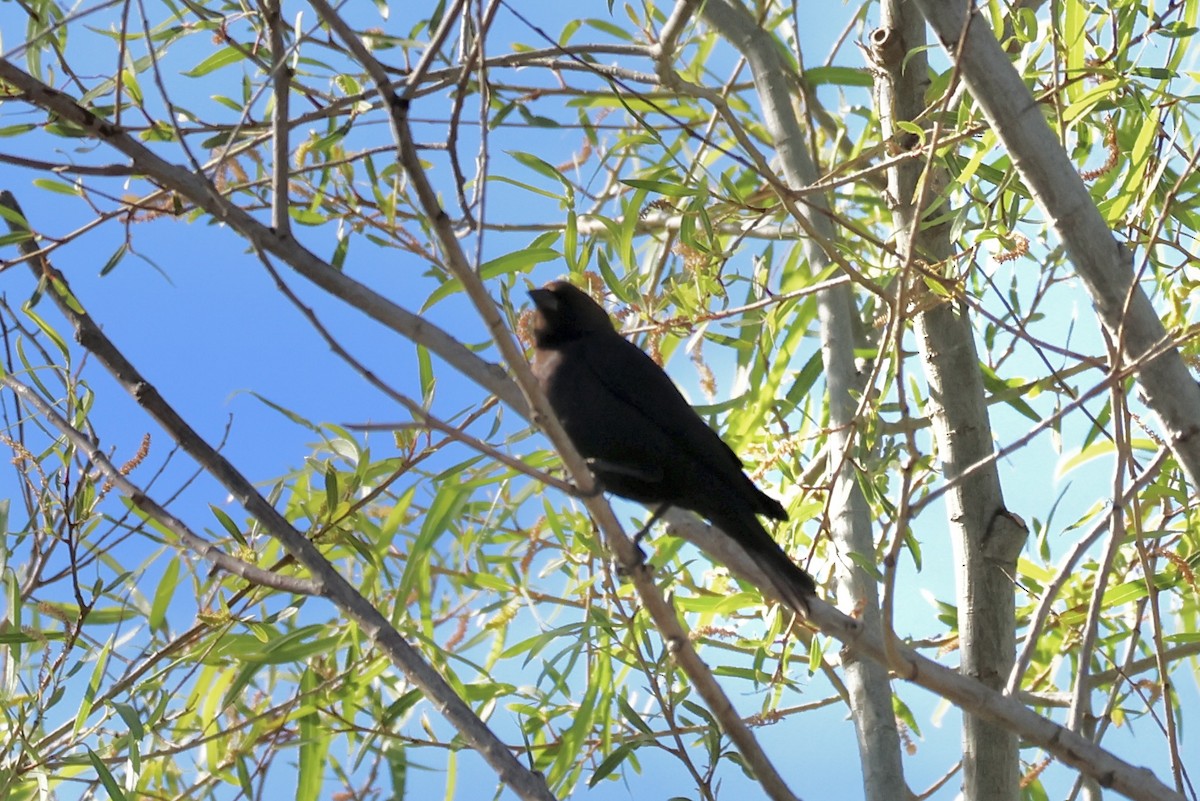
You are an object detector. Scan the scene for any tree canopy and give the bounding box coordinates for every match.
[0,2,1197,801]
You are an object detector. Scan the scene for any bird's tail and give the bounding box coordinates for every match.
[750,544,817,615]
[713,512,816,615]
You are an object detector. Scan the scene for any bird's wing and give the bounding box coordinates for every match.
[575,332,747,476]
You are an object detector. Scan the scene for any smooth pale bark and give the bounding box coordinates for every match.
[695,2,907,799]
[871,5,1027,799]
[910,0,1200,486]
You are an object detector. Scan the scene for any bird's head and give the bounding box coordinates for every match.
[529,281,615,346]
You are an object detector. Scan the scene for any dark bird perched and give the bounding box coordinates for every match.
[529,280,816,613]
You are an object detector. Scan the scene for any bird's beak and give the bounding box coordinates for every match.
[529,287,557,313]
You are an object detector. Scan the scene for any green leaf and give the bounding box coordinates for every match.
[210,504,248,547]
[589,742,635,786]
[32,178,80,196]
[229,627,343,665]
[979,364,1040,423]
[323,464,339,515]
[99,243,128,276]
[378,485,416,540]
[509,151,573,197]
[1056,438,1157,479]
[111,702,146,740]
[422,248,560,310]
[75,638,114,736]
[564,209,579,269]
[399,479,468,599]
[184,47,246,77]
[235,757,255,798]
[807,635,825,674]
[619,178,701,197]
[803,65,872,87]
[289,208,327,226]
[417,345,434,406]
[1061,79,1121,124]
[87,748,129,801]
[616,694,653,734]
[247,392,321,432]
[385,742,407,798]
[1108,102,1160,223]
[1157,21,1198,37]
[150,557,181,632]
[559,18,582,45]
[584,18,632,40]
[1131,67,1176,79]
[1062,0,1087,101]
[0,123,37,137]
[120,69,143,104]
[552,647,609,785]
[21,302,69,359]
[297,667,329,801]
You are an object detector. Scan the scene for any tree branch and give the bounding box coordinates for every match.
[911,0,1200,487]
[0,189,559,801]
[0,56,528,417]
[2,376,321,596]
[307,4,806,799]
[691,3,907,799]
[806,602,1185,801]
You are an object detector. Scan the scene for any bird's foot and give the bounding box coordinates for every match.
[612,540,647,579]
[613,506,666,577]
[633,503,670,548]
[631,522,652,553]
[613,505,671,578]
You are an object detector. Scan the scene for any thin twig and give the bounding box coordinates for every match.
[263,0,292,236]
[1006,448,1168,693]
[2,376,320,595]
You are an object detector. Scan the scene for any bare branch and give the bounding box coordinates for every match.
[262,0,292,236]
[2,376,320,596]
[806,602,1186,801]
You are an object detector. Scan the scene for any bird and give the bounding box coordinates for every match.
[528,280,816,613]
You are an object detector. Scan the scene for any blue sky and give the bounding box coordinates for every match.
[0,2,1196,800]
